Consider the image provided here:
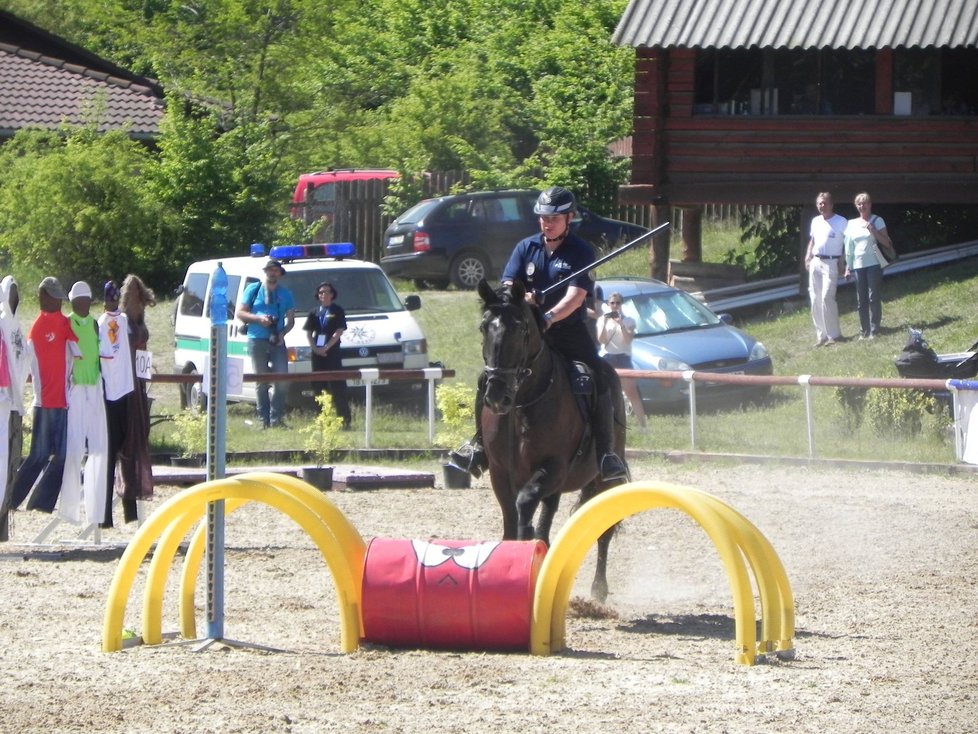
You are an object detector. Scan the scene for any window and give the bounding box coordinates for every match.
[179,272,208,317]
[894,48,978,115]
[694,48,874,115]
[495,196,524,223]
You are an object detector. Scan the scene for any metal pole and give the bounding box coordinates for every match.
[799,375,815,458]
[205,265,228,642]
[423,367,443,444]
[361,369,379,449]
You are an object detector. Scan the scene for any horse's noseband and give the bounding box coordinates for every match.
[483,315,547,410]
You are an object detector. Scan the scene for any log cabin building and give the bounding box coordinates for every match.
[612,0,978,278]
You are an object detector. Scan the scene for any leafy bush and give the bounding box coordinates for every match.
[834,384,868,431]
[171,409,207,458]
[723,205,801,279]
[302,393,344,467]
[435,382,476,448]
[864,388,946,438]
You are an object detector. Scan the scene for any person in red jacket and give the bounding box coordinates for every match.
[8,277,79,513]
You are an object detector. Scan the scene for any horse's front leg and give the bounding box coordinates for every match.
[514,468,547,540]
[515,460,563,541]
[489,474,520,540]
[535,494,561,546]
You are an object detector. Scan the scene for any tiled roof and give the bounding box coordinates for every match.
[614,0,978,49]
[0,43,164,139]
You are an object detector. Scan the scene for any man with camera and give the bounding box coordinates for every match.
[596,292,647,430]
[236,258,295,429]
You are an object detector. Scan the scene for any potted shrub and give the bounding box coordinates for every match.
[436,381,477,489]
[170,409,207,466]
[300,393,344,490]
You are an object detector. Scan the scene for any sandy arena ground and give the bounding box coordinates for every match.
[1,457,976,734]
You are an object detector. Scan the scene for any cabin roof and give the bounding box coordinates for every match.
[0,10,164,140]
[613,0,978,50]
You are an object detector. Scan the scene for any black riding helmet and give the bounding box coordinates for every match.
[533,186,576,216]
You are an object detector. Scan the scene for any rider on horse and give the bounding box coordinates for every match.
[449,186,630,483]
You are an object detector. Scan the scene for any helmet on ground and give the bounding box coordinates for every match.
[533,186,576,216]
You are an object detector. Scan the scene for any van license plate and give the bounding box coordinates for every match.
[349,379,390,387]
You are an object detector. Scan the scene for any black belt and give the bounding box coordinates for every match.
[816,255,839,260]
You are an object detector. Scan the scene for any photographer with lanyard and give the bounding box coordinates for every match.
[303,281,351,429]
[236,258,295,429]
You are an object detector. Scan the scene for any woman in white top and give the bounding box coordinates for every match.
[596,292,647,429]
[844,192,896,339]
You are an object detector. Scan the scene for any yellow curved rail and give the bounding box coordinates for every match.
[530,481,794,665]
[177,472,368,641]
[102,474,366,653]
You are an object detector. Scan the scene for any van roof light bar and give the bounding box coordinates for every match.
[268,242,357,262]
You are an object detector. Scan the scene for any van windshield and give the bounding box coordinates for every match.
[287,267,407,315]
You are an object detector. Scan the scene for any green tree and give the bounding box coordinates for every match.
[0,127,171,286]
[149,102,286,274]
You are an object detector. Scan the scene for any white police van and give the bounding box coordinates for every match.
[173,242,429,410]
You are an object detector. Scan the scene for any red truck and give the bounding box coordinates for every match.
[291,168,399,223]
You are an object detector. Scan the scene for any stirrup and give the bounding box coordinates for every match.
[599,453,630,483]
[448,441,488,478]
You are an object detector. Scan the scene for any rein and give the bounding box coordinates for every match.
[483,310,554,408]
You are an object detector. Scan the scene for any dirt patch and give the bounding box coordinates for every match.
[1,458,976,733]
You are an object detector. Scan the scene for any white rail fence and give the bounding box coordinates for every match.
[157,367,455,449]
[160,366,978,464]
[617,368,978,462]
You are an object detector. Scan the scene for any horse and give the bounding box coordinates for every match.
[477,278,627,601]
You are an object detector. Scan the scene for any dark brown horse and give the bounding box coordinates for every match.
[477,279,626,601]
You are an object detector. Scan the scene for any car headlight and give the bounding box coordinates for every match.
[749,342,769,361]
[401,338,427,356]
[649,356,691,371]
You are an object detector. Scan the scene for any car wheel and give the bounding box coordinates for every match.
[181,366,207,412]
[450,251,489,289]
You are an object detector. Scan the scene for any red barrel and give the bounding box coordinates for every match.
[361,538,547,651]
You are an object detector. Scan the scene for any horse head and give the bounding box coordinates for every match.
[477,278,547,415]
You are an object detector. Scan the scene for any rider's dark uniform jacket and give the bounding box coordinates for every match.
[501,231,601,371]
[502,232,594,322]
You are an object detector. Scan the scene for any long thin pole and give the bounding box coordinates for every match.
[540,221,671,296]
[205,320,228,640]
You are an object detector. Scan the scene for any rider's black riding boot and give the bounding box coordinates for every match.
[447,374,489,478]
[594,372,630,483]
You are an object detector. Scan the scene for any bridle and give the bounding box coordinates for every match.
[482,304,554,410]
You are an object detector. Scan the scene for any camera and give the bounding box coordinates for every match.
[609,311,620,319]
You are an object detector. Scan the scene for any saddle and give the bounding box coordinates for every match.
[567,360,595,397]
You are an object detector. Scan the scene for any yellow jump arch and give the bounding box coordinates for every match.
[102,473,366,653]
[530,481,794,665]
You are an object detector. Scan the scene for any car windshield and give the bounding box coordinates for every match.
[393,199,441,225]
[623,290,722,336]
[287,268,406,315]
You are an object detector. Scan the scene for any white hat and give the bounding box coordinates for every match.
[68,281,93,300]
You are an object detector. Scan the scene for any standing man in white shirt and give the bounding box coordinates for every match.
[804,191,847,347]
